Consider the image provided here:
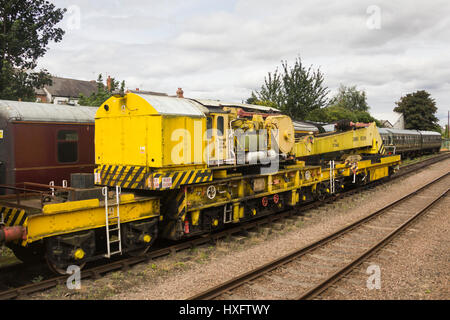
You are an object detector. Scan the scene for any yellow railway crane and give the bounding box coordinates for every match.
[93,93,399,239]
[0,93,400,273]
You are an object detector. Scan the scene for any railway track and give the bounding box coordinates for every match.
[0,152,448,300]
[188,171,449,300]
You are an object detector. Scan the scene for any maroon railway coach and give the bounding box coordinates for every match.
[0,100,96,193]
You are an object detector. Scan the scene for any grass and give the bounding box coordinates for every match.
[174,262,185,268]
[0,246,14,258]
[295,220,304,228]
[110,271,124,280]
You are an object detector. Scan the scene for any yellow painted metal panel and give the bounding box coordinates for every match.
[294,123,384,157]
[43,199,99,214]
[96,93,206,170]
[95,94,159,119]
[370,167,388,181]
[96,115,163,168]
[26,197,159,243]
[161,116,206,166]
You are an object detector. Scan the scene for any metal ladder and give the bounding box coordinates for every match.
[103,186,122,258]
[329,160,335,194]
[223,204,233,223]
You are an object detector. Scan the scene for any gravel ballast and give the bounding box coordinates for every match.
[30,158,450,300]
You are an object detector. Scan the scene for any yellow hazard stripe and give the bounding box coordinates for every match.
[1,207,27,227]
[176,191,186,215]
[99,166,212,190]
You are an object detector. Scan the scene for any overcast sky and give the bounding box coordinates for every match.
[38,0,450,126]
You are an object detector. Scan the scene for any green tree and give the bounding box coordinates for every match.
[245,92,258,104]
[328,85,370,112]
[306,106,381,126]
[437,124,448,138]
[78,74,126,107]
[394,90,439,131]
[305,84,380,126]
[0,0,66,101]
[251,57,329,119]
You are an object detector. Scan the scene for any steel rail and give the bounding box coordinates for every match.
[188,171,449,300]
[0,152,448,300]
[296,187,449,300]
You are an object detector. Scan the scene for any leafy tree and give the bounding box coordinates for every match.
[437,124,448,138]
[306,105,381,126]
[394,90,439,131]
[328,85,370,112]
[0,0,66,101]
[304,84,381,125]
[251,57,329,119]
[78,74,126,107]
[245,92,258,104]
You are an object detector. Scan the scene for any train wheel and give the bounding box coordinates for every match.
[123,218,158,257]
[9,243,44,264]
[127,245,151,257]
[45,256,86,275]
[44,230,95,275]
[315,183,327,201]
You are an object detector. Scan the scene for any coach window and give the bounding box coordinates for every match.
[207,117,212,140]
[217,116,224,136]
[57,130,78,163]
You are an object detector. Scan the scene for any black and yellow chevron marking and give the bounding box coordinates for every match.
[380,143,386,155]
[153,169,213,190]
[96,165,212,190]
[1,206,27,227]
[176,191,186,215]
[96,165,149,189]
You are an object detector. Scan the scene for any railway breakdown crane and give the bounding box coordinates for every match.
[0,93,400,273]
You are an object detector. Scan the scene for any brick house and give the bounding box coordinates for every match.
[35,76,98,105]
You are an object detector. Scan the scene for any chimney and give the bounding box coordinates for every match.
[107,76,112,91]
[176,88,184,98]
[136,88,139,91]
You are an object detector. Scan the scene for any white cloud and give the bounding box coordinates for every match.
[38,0,450,126]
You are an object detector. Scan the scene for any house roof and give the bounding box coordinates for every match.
[380,120,393,127]
[40,76,98,98]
